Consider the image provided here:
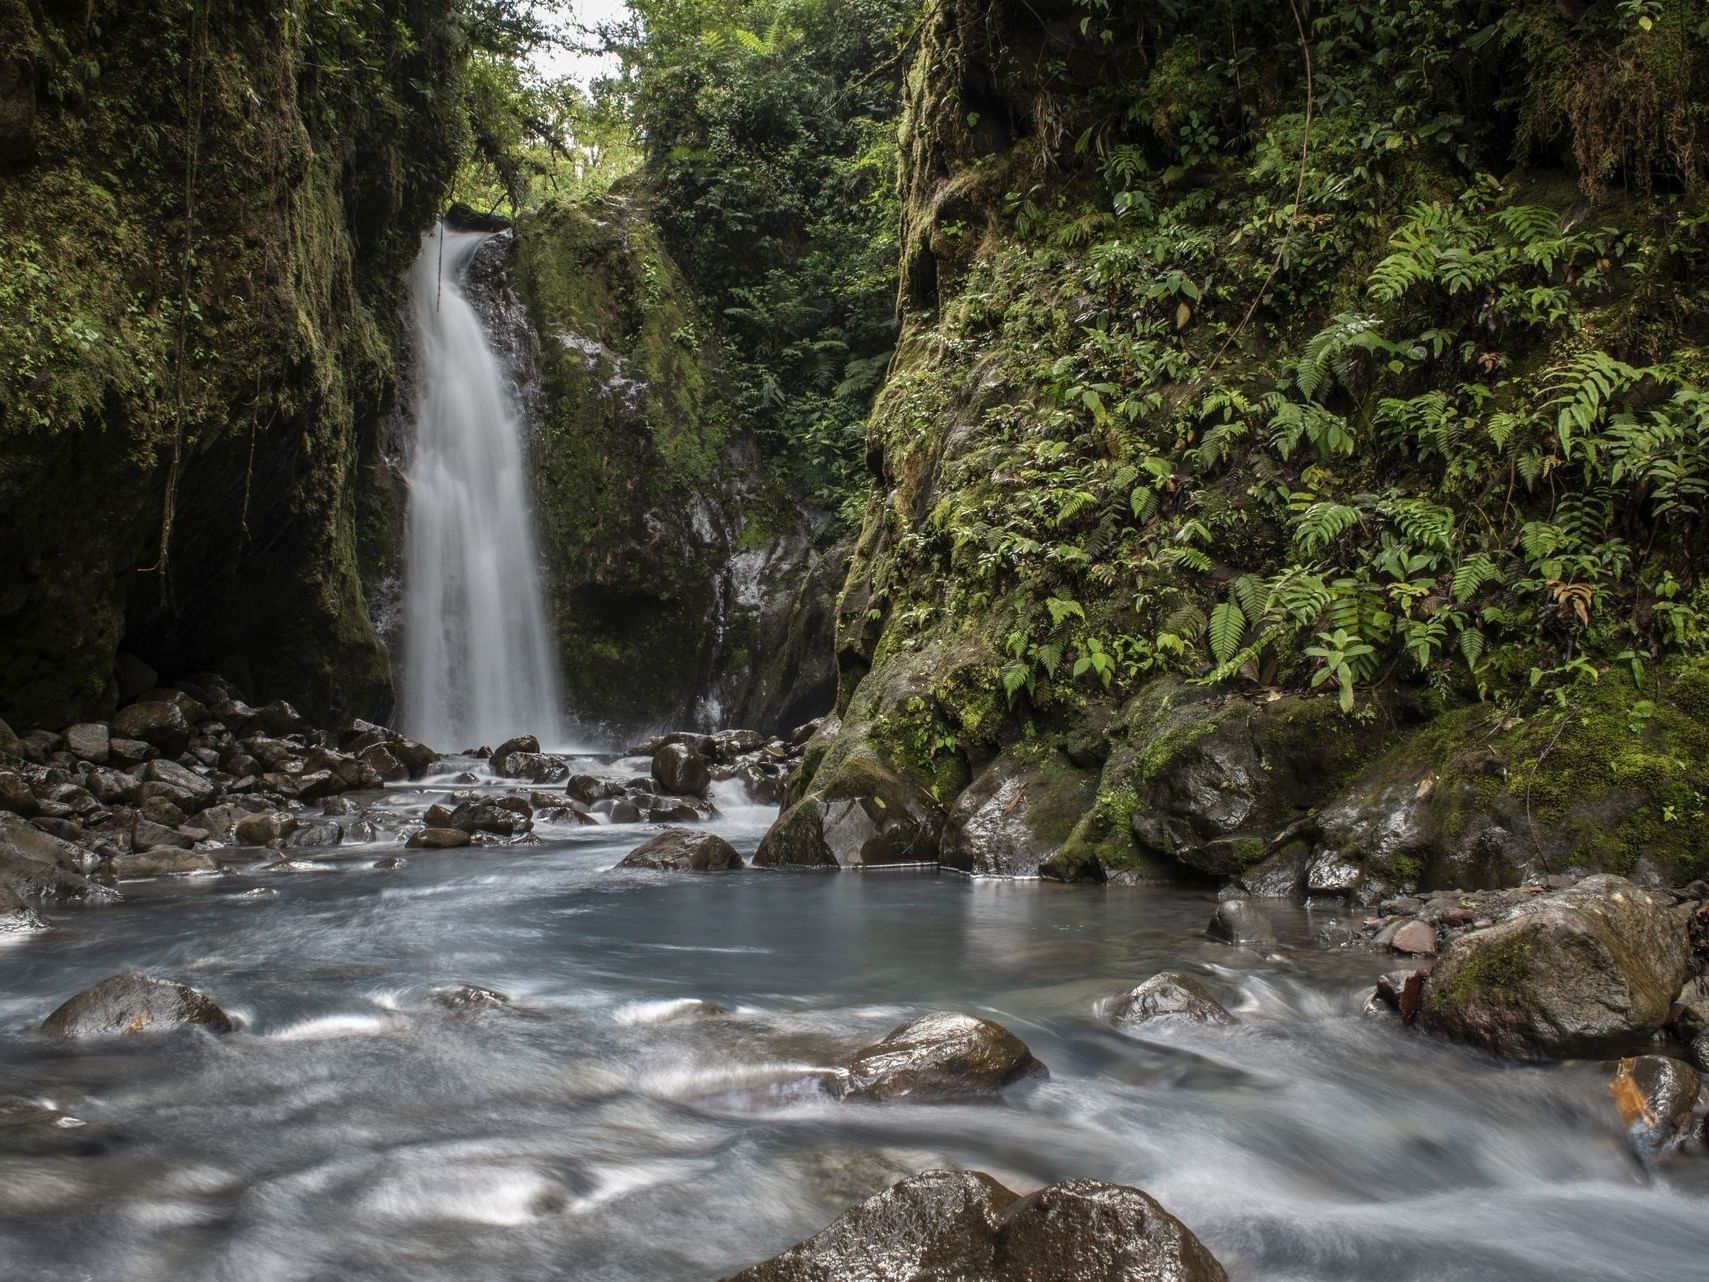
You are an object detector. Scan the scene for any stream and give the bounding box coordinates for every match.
[1,756,1705,1282]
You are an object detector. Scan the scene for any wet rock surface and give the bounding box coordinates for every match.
[618,827,743,871]
[939,748,1097,878]
[834,1011,1047,1102]
[1608,1054,1701,1161]
[720,1169,1228,1282]
[40,972,234,1039]
[1206,899,1277,948]
[1109,972,1235,1029]
[756,759,944,869]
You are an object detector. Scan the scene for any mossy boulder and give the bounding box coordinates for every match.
[755,757,945,868]
[940,745,1097,877]
[1419,875,1691,1059]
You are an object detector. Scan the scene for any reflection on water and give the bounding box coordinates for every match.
[0,771,1703,1281]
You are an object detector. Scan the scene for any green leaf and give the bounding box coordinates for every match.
[1209,600,1246,665]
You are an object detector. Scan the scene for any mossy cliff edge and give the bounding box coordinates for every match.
[0,1,463,727]
[764,0,1709,896]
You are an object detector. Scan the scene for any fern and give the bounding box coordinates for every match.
[1452,553,1499,602]
[1292,501,1361,553]
[1209,600,1246,664]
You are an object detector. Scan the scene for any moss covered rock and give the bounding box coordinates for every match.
[940,744,1097,877]
[755,757,945,868]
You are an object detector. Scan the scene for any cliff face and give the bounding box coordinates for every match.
[507,196,841,740]
[0,0,464,727]
[763,0,1709,894]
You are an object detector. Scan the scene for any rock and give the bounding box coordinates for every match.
[131,817,194,850]
[1370,969,1429,1024]
[264,769,343,802]
[755,759,945,869]
[734,763,789,806]
[283,820,342,850]
[1391,919,1439,956]
[0,885,46,932]
[233,810,298,846]
[490,734,540,772]
[62,722,111,764]
[653,742,711,796]
[0,716,20,757]
[718,1169,1228,1282]
[107,736,156,765]
[1109,972,1234,1029]
[431,984,512,1011]
[618,828,743,872]
[251,700,307,735]
[0,814,116,903]
[708,729,765,762]
[113,653,159,702]
[407,827,473,849]
[358,744,407,782]
[1418,876,1690,1059]
[138,796,189,827]
[1207,899,1277,948]
[40,972,233,1039]
[500,751,569,783]
[81,766,139,805]
[0,770,39,817]
[141,758,217,807]
[448,800,530,836]
[836,1010,1047,1102]
[939,749,1097,878]
[110,701,191,753]
[567,773,624,804]
[109,848,220,879]
[387,734,438,778]
[1609,1055,1701,1161]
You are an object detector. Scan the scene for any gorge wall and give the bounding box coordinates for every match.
[0,0,464,729]
[761,0,1709,898]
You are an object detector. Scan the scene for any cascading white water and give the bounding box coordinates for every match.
[399,224,567,751]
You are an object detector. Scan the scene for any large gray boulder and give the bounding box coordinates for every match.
[1419,876,1690,1058]
[835,1011,1047,1102]
[40,972,233,1038]
[110,701,191,753]
[939,749,1097,878]
[719,1169,1227,1282]
[617,828,742,871]
[756,759,944,868]
[0,813,115,903]
[653,742,712,796]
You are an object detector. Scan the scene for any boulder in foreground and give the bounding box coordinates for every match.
[618,828,743,871]
[40,972,233,1038]
[1418,875,1689,1058]
[719,1168,1227,1282]
[836,1010,1046,1102]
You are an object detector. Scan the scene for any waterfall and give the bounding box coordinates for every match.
[399,224,567,751]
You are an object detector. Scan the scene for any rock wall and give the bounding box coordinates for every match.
[507,196,841,740]
[0,0,464,729]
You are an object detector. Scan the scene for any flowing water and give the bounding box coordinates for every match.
[1,761,1704,1282]
[399,226,566,751]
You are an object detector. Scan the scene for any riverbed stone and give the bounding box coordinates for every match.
[618,828,743,872]
[500,751,569,783]
[110,701,191,753]
[1207,899,1277,947]
[283,820,342,850]
[755,758,944,868]
[40,972,233,1038]
[233,810,297,846]
[719,1169,1227,1282]
[1609,1055,1701,1160]
[0,885,46,932]
[0,814,116,903]
[1110,972,1234,1029]
[109,848,220,879]
[61,723,110,764]
[448,799,530,836]
[1419,875,1690,1059]
[835,1010,1047,1102]
[491,735,541,771]
[939,748,1097,878]
[0,770,39,817]
[653,742,711,796]
[431,983,512,1012]
[407,827,472,849]
[1391,919,1439,956]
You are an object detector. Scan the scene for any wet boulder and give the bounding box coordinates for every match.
[567,773,624,804]
[491,735,541,772]
[63,723,111,764]
[140,758,217,808]
[357,743,408,782]
[500,751,569,784]
[0,885,46,933]
[283,820,343,851]
[0,770,39,817]
[719,1169,1227,1282]
[110,701,191,754]
[107,735,156,766]
[1609,1054,1701,1161]
[939,749,1097,878]
[755,759,944,869]
[1110,972,1235,1029]
[407,827,473,849]
[618,828,743,872]
[233,810,297,846]
[40,972,233,1039]
[108,848,220,879]
[835,1010,1047,1102]
[431,983,512,1012]
[449,799,531,836]
[0,716,19,757]
[1419,876,1690,1059]
[1390,919,1438,956]
[1207,899,1277,948]
[0,814,115,903]
[653,742,711,796]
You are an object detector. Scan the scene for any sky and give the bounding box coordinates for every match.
[530,0,632,86]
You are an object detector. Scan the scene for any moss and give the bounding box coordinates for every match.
[1428,932,1536,1012]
